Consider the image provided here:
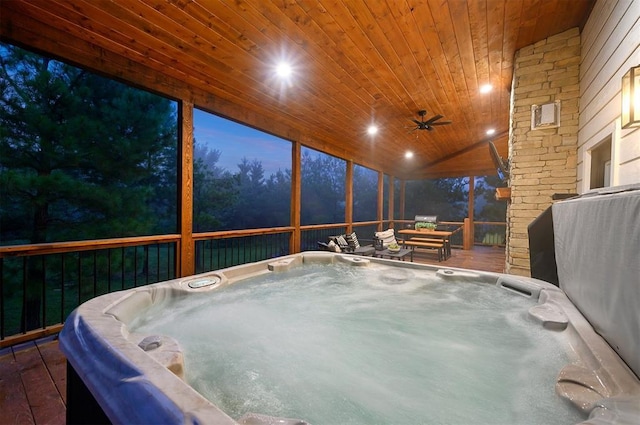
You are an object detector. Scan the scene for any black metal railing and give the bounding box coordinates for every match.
[0,236,178,342]
[194,232,291,274]
[1,219,505,343]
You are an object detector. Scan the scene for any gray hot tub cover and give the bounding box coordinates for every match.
[552,184,640,379]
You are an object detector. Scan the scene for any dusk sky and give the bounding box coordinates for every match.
[193,108,292,177]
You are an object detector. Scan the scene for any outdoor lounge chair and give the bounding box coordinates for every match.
[327,232,375,256]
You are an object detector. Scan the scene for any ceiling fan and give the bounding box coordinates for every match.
[407,110,451,132]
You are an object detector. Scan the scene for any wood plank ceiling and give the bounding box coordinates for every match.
[1,0,594,180]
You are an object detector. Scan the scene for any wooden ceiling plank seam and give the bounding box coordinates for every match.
[365,0,462,162]
[131,0,364,139]
[514,0,541,49]
[248,1,384,126]
[356,3,450,160]
[335,0,417,105]
[425,0,479,158]
[286,0,404,110]
[384,2,464,162]
[0,12,188,102]
[468,0,503,128]
[380,0,459,163]
[363,2,437,107]
[209,0,385,144]
[144,0,363,134]
[318,0,415,106]
[449,0,493,135]
[532,0,560,44]
[295,1,425,154]
[498,0,524,127]
[194,0,377,116]
[144,0,378,151]
[1,0,595,180]
[310,0,444,162]
[8,0,210,90]
[449,1,480,94]
[409,0,482,162]
[289,4,403,131]
[485,0,509,134]
[411,1,460,106]
[1,3,389,172]
[380,1,464,162]
[384,0,451,109]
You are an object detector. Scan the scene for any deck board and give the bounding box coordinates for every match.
[411,245,506,273]
[0,338,66,425]
[0,245,505,425]
[0,347,36,425]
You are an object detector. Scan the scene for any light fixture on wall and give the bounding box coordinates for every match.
[621,65,640,129]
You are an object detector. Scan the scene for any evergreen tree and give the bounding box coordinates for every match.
[301,151,346,224]
[192,142,237,232]
[353,165,378,221]
[0,44,177,330]
[0,44,177,244]
[404,177,470,221]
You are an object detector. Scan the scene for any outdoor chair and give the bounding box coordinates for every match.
[327,232,375,256]
[374,228,399,248]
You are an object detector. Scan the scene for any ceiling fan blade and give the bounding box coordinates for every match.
[429,120,452,126]
[424,114,443,125]
[412,119,423,126]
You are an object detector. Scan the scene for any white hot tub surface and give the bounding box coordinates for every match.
[59,253,640,425]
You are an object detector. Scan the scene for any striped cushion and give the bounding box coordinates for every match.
[344,232,361,249]
[334,235,349,250]
[375,228,397,247]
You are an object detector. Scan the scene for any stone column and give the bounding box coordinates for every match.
[506,28,580,276]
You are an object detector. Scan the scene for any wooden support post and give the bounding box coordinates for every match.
[463,218,473,250]
[387,175,395,229]
[345,160,353,233]
[178,101,194,277]
[466,176,475,250]
[290,141,301,253]
[399,179,405,226]
[377,171,384,231]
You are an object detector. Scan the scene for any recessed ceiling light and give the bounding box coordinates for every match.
[276,61,293,79]
[367,125,378,136]
[486,128,496,135]
[405,151,414,159]
[480,84,493,94]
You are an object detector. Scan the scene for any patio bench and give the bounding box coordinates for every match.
[402,239,445,262]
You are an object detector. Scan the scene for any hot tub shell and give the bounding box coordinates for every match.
[60,252,640,425]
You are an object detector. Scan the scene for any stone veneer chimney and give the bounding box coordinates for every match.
[506,28,580,276]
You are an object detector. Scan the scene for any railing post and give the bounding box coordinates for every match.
[463,217,474,250]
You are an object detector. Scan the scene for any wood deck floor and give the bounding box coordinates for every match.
[0,246,505,425]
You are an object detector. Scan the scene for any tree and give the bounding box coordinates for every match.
[474,175,508,222]
[301,150,346,224]
[353,165,378,221]
[192,142,237,232]
[403,177,470,221]
[0,44,177,244]
[0,44,177,330]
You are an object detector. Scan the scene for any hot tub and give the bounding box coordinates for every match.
[60,252,640,425]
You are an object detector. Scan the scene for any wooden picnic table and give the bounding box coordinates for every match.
[397,229,453,260]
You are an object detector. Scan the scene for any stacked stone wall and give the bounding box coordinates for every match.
[506,28,580,276]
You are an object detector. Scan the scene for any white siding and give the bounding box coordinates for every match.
[579,0,640,192]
